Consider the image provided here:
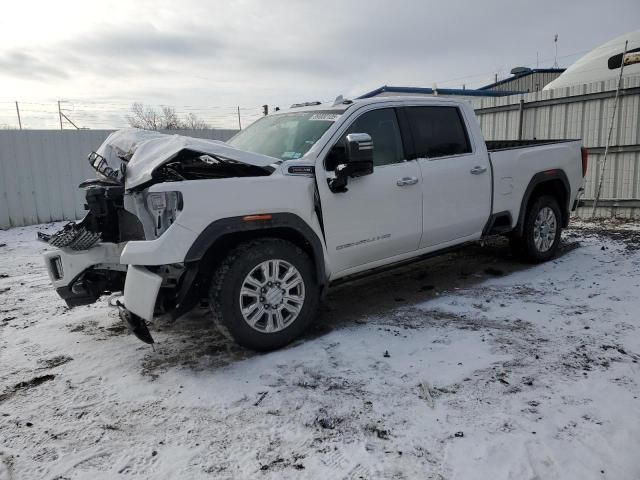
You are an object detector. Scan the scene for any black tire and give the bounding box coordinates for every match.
[518,195,563,263]
[208,238,319,351]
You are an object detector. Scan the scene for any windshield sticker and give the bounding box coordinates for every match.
[309,113,341,122]
[282,151,303,159]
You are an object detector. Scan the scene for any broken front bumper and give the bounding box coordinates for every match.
[43,243,125,307]
[44,244,164,322]
[44,242,165,345]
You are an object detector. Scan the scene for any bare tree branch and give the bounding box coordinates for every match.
[183,112,210,130]
[160,106,181,130]
[126,103,210,130]
[126,102,161,130]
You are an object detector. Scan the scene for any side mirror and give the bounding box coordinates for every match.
[328,133,374,193]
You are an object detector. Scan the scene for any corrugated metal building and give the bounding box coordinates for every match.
[359,69,564,100]
[478,68,565,93]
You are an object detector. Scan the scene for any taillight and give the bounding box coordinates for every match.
[581,147,588,177]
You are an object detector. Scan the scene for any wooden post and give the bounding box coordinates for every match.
[237,106,242,130]
[517,98,524,140]
[58,101,63,130]
[15,101,22,130]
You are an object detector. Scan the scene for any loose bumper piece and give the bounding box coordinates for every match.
[118,304,155,344]
[123,265,163,321]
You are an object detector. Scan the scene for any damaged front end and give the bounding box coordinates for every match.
[42,129,275,344]
[41,180,143,308]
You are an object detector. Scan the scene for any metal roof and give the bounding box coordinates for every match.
[357,85,521,99]
[477,68,565,91]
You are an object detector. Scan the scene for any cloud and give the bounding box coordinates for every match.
[0,52,69,81]
[1,0,639,128]
[72,23,224,59]
[0,22,223,85]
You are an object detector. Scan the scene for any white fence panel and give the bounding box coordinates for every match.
[471,75,640,219]
[0,129,237,229]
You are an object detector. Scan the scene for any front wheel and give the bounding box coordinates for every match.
[517,195,563,263]
[209,238,319,351]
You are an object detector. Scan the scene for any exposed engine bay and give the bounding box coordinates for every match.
[38,180,145,249]
[88,128,276,189]
[152,151,272,184]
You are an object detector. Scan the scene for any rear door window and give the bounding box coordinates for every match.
[405,106,471,158]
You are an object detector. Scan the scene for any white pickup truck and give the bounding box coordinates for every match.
[42,96,587,350]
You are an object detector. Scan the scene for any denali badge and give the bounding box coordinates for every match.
[336,234,391,251]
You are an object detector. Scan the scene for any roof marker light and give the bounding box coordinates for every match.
[242,214,273,222]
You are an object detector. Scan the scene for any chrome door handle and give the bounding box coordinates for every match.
[397,176,419,186]
[470,166,487,175]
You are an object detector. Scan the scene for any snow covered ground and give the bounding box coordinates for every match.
[1,221,639,480]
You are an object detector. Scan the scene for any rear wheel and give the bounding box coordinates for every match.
[209,238,319,351]
[515,195,563,263]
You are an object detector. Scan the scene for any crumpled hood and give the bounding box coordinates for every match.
[94,129,277,189]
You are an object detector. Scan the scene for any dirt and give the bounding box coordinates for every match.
[0,375,55,403]
[569,219,640,251]
[37,356,73,370]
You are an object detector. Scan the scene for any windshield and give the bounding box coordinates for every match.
[228,111,340,160]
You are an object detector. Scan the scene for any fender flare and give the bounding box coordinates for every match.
[516,169,571,236]
[184,213,328,285]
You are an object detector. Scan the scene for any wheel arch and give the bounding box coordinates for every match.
[515,170,570,236]
[185,213,328,287]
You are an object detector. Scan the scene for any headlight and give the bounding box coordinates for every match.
[145,192,182,237]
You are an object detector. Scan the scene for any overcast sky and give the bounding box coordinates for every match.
[0,0,638,129]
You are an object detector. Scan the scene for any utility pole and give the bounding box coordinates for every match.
[58,101,63,130]
[56,101,80,129]
[237,106,242,130]
[15,101,22,130]
[553,34,559,68]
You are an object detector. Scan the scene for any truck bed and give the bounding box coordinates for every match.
[486,139,579,152]
[487,138,584,227]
